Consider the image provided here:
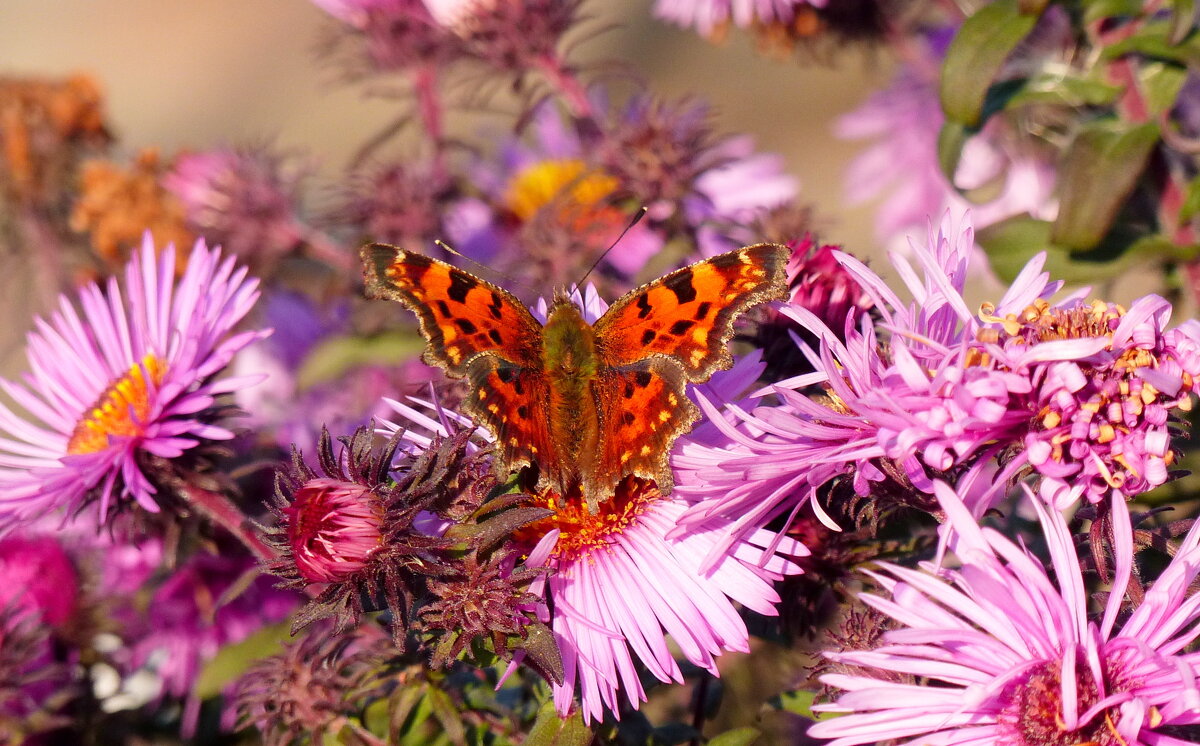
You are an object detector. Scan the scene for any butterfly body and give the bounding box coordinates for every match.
[362,243,790,506]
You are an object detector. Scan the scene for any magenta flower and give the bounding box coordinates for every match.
[808,483,1200,745]
[0,535,79,627]
[0,235,267,527]
[127,551,298,734]
[654,0,826,38]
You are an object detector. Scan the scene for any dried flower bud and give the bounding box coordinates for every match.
[235,625,390,746]
[70,148,194,265]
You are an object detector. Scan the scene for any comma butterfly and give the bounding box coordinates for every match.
[361,242,790,505]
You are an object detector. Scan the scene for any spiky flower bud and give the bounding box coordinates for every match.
[263,425,494,648]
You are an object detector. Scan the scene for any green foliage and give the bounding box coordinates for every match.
[940,0,1041,127]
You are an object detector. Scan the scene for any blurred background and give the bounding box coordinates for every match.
[0,0,892,373]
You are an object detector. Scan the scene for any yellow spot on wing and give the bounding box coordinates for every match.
[640,444,651,456]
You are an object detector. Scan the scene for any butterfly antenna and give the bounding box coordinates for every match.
[434,239,525,290]
[574,206,648,291]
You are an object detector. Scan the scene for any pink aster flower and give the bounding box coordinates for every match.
[836,28,1056,246]
[808,483,1200,745]
[0,235,267,527]
[386,287,807,723]
[674,212,1200,554]
[163,146,316,273]
[654,0,827,39]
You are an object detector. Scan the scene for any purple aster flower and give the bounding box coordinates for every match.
[836,29,1056,247]
[0,235,267,527]
[654,0,826,39]
[463,101,665,288]
[385,287,807,723]
[808,483,1200,745]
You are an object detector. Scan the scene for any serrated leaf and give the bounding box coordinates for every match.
[1051,121,1160,250]
[1139,61,1188,115]
[295,331,427,390]
[940,0,1041,126]
[193,621,291,699]
[708,727,762,746]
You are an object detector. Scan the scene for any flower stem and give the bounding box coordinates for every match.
[536,55,595,121]
[178,482,277,562]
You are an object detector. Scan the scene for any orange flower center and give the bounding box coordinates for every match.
[66,354,165,455]
[514,477,661,562]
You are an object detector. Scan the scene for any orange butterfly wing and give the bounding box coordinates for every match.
[594,243,790,376]
[361,244,554,475]
[587,243,789,496]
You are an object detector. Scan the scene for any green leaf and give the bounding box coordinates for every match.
[193,622,290,699]
[940,0,1041,126]
[1181,174,1200,222]
[708,727,762,746]
[295,331,427,390]
[1172,0,1198,44]
[775,689,821,719]
[389,684,426,740]
[525,701,592,746]
[1051,121,1160,250]
[427,685,467,746]
[1002,73,1122,109]
[1139,61,1188,116]
[937,121,970,185]
[1102,23,1200,65]
[1083,0,1145,23]
[976,216,1164,283]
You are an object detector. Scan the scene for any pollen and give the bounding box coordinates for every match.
[67,354,165,455]
[513,477,662,562]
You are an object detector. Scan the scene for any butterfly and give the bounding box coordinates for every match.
[361,243,790,506]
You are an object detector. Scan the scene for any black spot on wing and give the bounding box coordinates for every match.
[488,291,505,320]
[404,252,433,269]
[455,319,478,334]
[641,329,657,345]
[669,319,694,335]
[517,405,530,419]
[634,370,652,387]
[709,251,743,269]
[664,270,697,304]
[496,368,515,383]
[694,302,711,320]
[624,382,635,398]
[448,272,477,303]
[622,411,636,427]
[436,300,451,318]
[488,329,503,345]
[636,293,653,319]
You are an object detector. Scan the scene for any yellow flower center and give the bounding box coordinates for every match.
[515,477,660,563]
[67,354,165,455]
[503,159,619,222]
